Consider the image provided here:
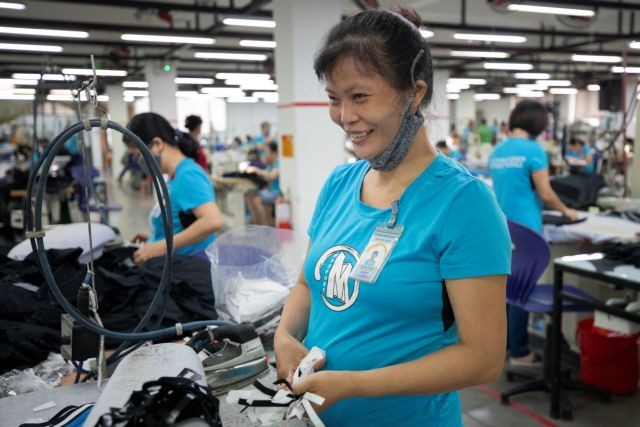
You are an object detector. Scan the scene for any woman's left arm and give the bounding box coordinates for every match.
[293,274,507,410]
[133,202,223,263]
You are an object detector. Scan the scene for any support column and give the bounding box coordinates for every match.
[632,106,640,197]
[273,0,343,231]
[144,61,178,126]
[106,85,129,179]
[456,91,476,132]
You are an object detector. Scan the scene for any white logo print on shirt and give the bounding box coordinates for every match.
[314,246,361,311]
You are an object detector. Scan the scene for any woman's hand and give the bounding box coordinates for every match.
[562,207,578,221]
[131,233,149,244]
[274,332,320,384]
[133,241,166,264]
[292,370,350,413]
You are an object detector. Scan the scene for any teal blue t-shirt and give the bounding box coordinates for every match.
[269,160,280,194]
[566,145,594,173]
[489,137,548,233]
[149,157,216,255]
[304,155,511,427]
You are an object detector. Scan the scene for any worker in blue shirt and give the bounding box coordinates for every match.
[274,7,511,427]
[566,137,595,173]
[125,112,223,263]
[489,100,577,367]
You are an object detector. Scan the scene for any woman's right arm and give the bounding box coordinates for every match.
[532,169,578,220]
[274,267,317,382]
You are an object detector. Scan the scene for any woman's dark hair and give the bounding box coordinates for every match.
[313,5,433,108]
[185,115,203,132]
[569,137,585,147]
[508,100,548,139]
[125,112,199,161]
[267,141,278,154]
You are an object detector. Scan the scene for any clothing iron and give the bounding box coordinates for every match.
[187,323,269,395]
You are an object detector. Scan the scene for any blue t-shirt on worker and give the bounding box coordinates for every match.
[303,155,511,427]
[149,157,216,255]
[489,136,548,234]
[566,145,595,173]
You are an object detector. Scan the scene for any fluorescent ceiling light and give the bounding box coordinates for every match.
[447,94,460,100]
[123,90,149,97]
[612,66,640,74]
[239,84,278,91]
[239,40,276,48]
[516,91,544,98]
[253,91,278,98]
[484,62,533,70]
[0,2,25,10]
[0,88,35,94]
[0,26,87,38]
[515,72,551,79]
[550,87,578,94]
[450,50,509,58]
[62,68,127,76]
[13,73,75,81]
[222,18,275,28]
[446,87,461,93]
[227,96,259,103]
[0,94,33,100]
[447,78,486,85]
[454,33,526,43]
[630,41,640,49]
[419,28,434,38]
[121,34,214,45]
[503,87,531,93]
[446,83,470,90]
[174,77,214,85]
[537,79,571,86]
[124,96,135,103]
[516,84,547,90]
[572,54,621,63]
[215,72,270,80]
[0,42,62,52]
[474,93,501,101]
[507,4,595,17]
[200,87,245,97]
[225,78,274,86]
[0,78,37,85]
[195,52,267,61]
[587,84,600,91]
[122,81,148,88]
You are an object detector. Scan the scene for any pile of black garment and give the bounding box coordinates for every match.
[0,246,217,374]
[603,242,640,268]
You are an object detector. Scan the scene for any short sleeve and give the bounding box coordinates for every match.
[439,179,512,279]
[175,169,215,211]
[529,143,549,172]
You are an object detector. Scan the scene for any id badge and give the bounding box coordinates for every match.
[350,223,403,284]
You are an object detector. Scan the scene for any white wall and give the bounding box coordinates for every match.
[176,97,226,139]
[477,97,513,126]
[226,101,278,140]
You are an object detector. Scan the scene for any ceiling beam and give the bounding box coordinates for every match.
[40,0,272,16]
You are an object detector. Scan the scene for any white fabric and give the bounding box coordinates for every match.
[543,212,640,245]
[224,274,290,323]
[227,347,327,426]
[8,222,116,264]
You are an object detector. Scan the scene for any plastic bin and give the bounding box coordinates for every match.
[578,318,639,395]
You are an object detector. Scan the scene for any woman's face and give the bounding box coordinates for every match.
[326,57,407,161]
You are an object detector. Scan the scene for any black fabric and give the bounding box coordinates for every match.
[441,280,455,333]
[0,246,217,374]
[542,214,588,226]
[549,172,605,209]
[603,243,640,268]
[222,171,267,189]
[609,209,640,224]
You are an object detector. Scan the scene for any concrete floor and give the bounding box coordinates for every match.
[108,173,640,427]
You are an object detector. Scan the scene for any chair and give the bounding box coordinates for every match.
[500,220,610,420]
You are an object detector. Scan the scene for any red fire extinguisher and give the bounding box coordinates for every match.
[275,196,292,229]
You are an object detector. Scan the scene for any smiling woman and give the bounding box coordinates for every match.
[273,5,512,427]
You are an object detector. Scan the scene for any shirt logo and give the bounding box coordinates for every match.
[489,155,526,169]
[315,246,361,312]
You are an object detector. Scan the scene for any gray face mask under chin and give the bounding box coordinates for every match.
[368,49,426,172]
